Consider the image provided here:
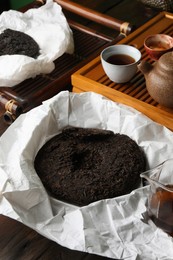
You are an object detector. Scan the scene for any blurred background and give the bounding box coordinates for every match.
[1,0,173,13]
[10,0,33,9]
[0,0,33,12]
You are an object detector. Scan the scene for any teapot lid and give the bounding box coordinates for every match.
[158,51,173,69]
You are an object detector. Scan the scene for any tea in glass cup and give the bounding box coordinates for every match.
[141,159,173,236]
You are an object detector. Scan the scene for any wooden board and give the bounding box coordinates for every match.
[72,12,173,131]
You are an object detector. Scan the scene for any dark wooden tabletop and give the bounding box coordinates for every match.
[0,215,115,260]
[0,1,160,259]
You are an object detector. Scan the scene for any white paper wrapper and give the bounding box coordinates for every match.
[0,91,173,260]
[0,0,74,87]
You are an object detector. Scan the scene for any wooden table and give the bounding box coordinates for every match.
[0,1,160,259]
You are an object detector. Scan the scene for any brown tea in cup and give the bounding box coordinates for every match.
[106,54,135,65]
[144,34,173,60]
[141,159,173,236]
[148,185,173,236]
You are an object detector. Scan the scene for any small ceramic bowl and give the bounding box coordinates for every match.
[100,45,141,83]
[144,34,173,60]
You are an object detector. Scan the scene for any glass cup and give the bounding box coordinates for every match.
[141,159,173,236]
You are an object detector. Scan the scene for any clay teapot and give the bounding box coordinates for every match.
[138,51,173,108]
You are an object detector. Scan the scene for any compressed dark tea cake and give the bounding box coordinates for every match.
[34,127,146,206]
[0,29,39,58]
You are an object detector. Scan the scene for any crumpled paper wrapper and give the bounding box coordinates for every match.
[0,91,173,260]
[0,0,74,87]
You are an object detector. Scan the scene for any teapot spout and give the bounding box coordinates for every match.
[138,60,153,76]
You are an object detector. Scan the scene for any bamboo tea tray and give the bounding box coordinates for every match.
[72,12,173,131]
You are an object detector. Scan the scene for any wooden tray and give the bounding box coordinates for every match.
[72,11,173,131]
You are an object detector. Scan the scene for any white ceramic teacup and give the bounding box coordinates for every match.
[101,45,141,83]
